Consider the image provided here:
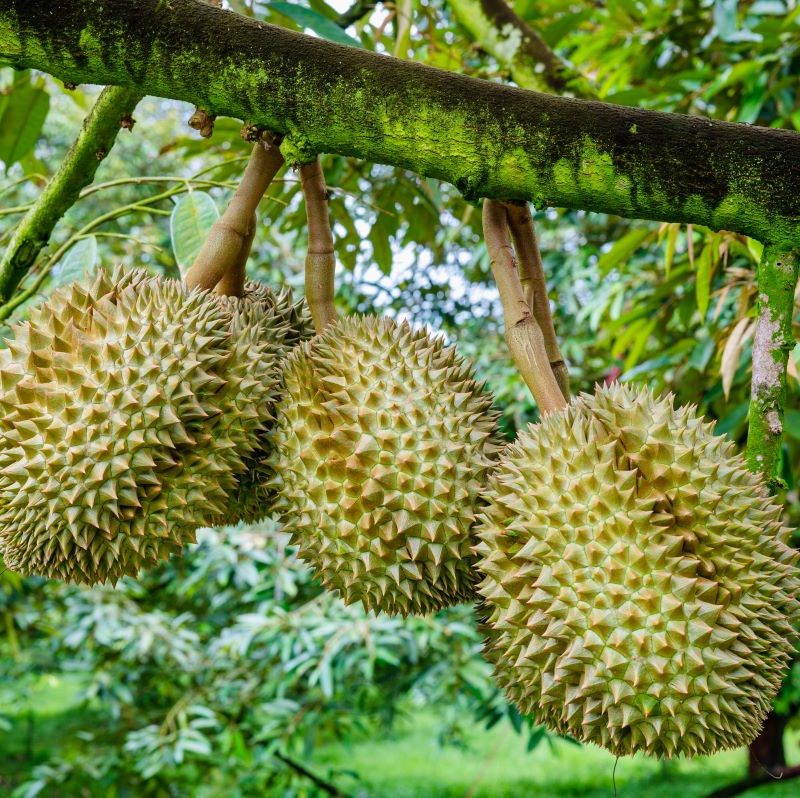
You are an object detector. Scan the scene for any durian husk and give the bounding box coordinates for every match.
[0,267,280,584]
[208,280,314,526]
[476,383,800,758]
[270,314,503,616]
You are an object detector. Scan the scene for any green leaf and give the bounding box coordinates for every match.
[269,3,363,48]
[170,191,219,275]
[370,214,394,275]
[0,80,50,169]
[695,245,713,319]
[52,236,99,288]
[597,227,652,275]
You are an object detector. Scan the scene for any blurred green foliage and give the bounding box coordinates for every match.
[1,0,799,795]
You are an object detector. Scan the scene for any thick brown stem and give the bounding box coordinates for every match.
[184,138,284,295]
[300,159,337,333]
[214,212,255,297]
[503,201,569,399]
[483,199,566,415]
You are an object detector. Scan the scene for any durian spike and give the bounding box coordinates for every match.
[483,199,566,415]
[300,159,337,334]
[184,135,284,295]
[503,201,569,400]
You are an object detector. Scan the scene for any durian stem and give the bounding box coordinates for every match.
[483,199,567,415]
[300,159,338,334]
[745,246,800,488]
[503,201,569,399]
[184,137,284,296]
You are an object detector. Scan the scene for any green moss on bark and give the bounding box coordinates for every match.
[745,247,800,487]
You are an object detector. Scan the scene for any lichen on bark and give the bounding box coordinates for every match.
[1,0,799,250]
[745,247,799,488]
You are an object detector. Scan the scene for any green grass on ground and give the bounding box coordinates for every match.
[311,711,800,798]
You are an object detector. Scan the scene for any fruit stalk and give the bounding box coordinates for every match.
[300,159,338,334]
[483,199,566,414]
[503,201,569,399]
[184,136,284,295]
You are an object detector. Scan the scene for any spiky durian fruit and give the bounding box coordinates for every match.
[240,281,314,350]
[0,267,280,585]
[209,286,306,526]
[270,315,501,615]
[476,383,800,758]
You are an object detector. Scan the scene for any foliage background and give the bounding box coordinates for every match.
[1,1,799,796]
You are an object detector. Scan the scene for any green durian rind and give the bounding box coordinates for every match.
[0,267,281,584]
[476,383,800,758]
[270,314,502,616]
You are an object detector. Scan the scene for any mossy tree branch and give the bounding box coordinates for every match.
[1,0,799,251]
[448,0,593,97]
[745,247,800,487]
[0,85,142,308]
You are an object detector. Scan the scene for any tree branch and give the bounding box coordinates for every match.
[0,84,142,308]
[448,0,593,97]
[1,0,799,249]
[336,0,377,28]
[745,247,800,488]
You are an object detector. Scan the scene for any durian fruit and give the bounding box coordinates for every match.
[0,266,280,584]
[270,314,502,615]
[239,280,314,350]
[208,283,313,526]
[476,382,800,758]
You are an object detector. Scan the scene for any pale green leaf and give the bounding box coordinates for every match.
[0,81,50,168]
[170,191,219,274]
[269,3,363,48]
[52,235,99,288]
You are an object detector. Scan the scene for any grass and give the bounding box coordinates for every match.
[0,671,99,793]
[311,710,800,798]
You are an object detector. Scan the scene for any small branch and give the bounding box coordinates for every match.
[275,751,351,797]
[483,199,566,414]
[0,85,142,305]
[184,136,284,295]
[704,766,800,798]
[448,0,593,97]
[300,159,338,333]
[336,0,377,28]
[745,246,800,487]
[503,201,569,399]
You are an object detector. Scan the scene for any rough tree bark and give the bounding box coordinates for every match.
[1,0,799,252]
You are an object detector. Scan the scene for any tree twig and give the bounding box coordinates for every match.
[448,0,593,97]
[336,0,377,28]
[275,751,351,798]
[705,765,800,798]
